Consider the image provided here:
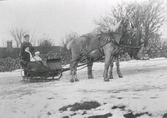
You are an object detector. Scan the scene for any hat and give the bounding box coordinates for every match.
[24,34,29,38]
[35,51,40,55]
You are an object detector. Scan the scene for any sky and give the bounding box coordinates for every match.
[0,0,166,47]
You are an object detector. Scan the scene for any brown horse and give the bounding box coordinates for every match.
[67,19,133,82]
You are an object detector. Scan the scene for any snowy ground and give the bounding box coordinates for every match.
[0,58,167,118]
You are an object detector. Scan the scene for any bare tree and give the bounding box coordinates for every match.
[37,37,55,54]
[140,0,166,47]
[10,28,28,48]
[38,39,54,47]
[95,0,166,47]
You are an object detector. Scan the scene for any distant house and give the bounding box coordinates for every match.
[0,41,19,58]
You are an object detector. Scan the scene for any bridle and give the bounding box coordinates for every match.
[108,20,133,46]
[98,20,142,56]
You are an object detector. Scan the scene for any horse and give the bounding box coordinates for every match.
[108,28,143,79]
[127,28,143,59]
[67,19,133,82]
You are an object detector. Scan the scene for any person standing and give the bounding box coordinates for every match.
[20,34,35,58]
[20,34,34,76]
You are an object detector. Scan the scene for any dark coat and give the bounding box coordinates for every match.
[20,42,35,57]
[22,51,30,62]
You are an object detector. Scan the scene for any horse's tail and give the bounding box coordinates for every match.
[66,40,73,50]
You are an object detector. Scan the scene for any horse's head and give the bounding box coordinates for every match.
[131,28,143,46]
[104,18,134,37]
[120,18,134,35]
[98,19,135,44]
[126,28,144,59]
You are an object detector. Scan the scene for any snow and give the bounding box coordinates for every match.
[0,58,167,118]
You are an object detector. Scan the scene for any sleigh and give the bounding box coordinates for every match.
[20,59,63,82]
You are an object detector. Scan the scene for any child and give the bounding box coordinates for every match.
[34,51,42,61]
[33,51,48,67]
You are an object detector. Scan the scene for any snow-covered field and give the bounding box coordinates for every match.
[0,58,167,118]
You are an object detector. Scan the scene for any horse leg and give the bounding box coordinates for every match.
[70,60,75,82]
[87,58,94,79]
[115,55,123,78]
[108,58,114,79]
[103,55,111,82]
[74,64,79,82]
[70,60,79,82]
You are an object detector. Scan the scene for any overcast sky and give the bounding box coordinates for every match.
[0,0,166,47]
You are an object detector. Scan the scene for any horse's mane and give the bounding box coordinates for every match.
[109,20,122,32]
[66,40,73,50]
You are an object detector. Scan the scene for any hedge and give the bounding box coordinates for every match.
[0,52,71,72]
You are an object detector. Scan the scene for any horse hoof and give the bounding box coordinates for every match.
[109,77,113,79]
[119,76,123,78]
[88,76,94,79]
[70,79,74,83]
[88,77,94,79]
[104,79,109,82]
[75,78,79,82]
[88,74,94,79]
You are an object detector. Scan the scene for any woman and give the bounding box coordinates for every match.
[21,46,35,76]
[20,34,35,58]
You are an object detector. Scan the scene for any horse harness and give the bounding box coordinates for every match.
[98,29,141,57]
[71,20,142,69]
